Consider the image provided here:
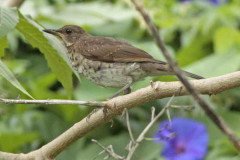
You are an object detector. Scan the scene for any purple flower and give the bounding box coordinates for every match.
[154,118,208,160]
[208,0,220,5]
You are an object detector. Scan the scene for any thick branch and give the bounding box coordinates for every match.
[0,72,239,160]
[130,0,240,152]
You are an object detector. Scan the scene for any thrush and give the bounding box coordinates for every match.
[43,25,203,98]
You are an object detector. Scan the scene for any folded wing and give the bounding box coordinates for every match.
[77,36,166,64]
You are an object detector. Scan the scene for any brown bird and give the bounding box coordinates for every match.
[43,25,203,98]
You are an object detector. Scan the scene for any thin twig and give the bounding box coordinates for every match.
[92,139,124,160]
[125,96,174,160]
[144,137,162,141]
[130,0,240,152]
[0,98,105,107]
[151,107,155,121]
[166,107,172,128]
[125,110,135,143]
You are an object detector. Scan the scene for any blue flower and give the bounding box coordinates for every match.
[208,0,220,5]
[154,118,208,160]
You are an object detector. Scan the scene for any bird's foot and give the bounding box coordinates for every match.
[108,82,133,99]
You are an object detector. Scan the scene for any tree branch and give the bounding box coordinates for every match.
[130,0,240,152]
[0,99,105,107]
[0,72,239,160]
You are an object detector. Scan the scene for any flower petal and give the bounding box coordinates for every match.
[155,118,208,160]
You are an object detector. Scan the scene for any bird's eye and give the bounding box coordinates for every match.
[66,29,72,34]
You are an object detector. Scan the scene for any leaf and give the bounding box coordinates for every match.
[0,60,33,98]
[0,7,18,39]
[74,78,118,101]
[214,27,240,54]
[39,2,136,26]
[0,36,8,58]
[176,35,211,66]
[199,110,240,160]
[0,132,38,152]
[136,141,163,160]
[0,7,18,58]
[16,12,73,96]
[185,51,240,77]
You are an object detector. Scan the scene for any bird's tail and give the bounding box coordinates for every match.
[141,63,204,79]
[182,70,204,79]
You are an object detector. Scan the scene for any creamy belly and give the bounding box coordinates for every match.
[68,53,147,88]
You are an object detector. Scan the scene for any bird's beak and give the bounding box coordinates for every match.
[43,29,61,37]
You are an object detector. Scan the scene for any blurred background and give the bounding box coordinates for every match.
[0,0,240,159]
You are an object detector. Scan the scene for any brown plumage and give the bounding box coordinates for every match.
[43,25,203,98]
[76,36,164,63]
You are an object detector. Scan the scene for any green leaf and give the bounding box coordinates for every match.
[176,35,210,66]
[136,141,163,160]
[214,27,240,54]
[0,7,18,39]
[0,132,38,152]
[16,12,73,96]
[0,60,33,98]
[203,110,240,160]
[39,2,136,26]
[0,36,8,58]
[185,51,240,77]
[74,78,118,101]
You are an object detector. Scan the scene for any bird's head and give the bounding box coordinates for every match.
[43,25,87,46]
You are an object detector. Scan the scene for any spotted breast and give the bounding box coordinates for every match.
[67,48,147,88]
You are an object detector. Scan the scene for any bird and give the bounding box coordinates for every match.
[43,25,203,98]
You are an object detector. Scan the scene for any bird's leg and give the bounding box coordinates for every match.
[123,87,131,95]
[109,80,133,99]
[108,64,137,99]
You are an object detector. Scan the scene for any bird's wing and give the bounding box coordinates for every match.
[77,36,166,64]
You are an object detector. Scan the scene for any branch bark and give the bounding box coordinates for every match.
[0,99,105,107]
[0,71,240,160]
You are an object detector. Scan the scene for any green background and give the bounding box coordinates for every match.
[0,0,240,159]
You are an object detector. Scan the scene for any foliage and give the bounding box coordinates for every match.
[0,0,240,159]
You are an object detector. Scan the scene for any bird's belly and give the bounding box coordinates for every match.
[80,63,146,88]
[69,53,147,88]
